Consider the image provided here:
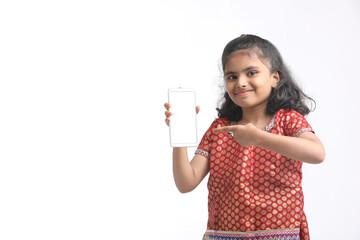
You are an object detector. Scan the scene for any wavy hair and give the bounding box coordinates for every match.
[217,34,315,121]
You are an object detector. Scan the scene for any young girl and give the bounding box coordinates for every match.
[164,34,325,240]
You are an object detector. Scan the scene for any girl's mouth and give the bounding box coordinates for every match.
[236,90,253,96]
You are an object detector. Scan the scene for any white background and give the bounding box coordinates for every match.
[1,0,360,239]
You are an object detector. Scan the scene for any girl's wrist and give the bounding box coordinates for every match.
[253,127,267,147]
[173,147,188,155]
[173,147,187,150]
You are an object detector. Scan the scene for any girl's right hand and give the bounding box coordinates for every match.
[164,103,172,126]
[164,103,200,126]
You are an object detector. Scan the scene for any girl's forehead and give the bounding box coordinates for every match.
[228,49,259,61]
[225,49,269,69]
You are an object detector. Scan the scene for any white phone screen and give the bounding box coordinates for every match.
[168,88,198,147]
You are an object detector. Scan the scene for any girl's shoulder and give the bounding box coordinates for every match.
[213,118,230,125]
[275,108,306,121]
[203,118,231,135]
[274,109,313,137]
[211,117,231,128]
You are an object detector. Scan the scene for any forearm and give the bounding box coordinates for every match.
[172,147,197,193]
[255,130,325,164]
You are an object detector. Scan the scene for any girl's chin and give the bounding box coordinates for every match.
[234,102,268,110]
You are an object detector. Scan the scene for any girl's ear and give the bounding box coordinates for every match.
[271,71,280,88]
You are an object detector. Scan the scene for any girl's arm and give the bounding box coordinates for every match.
[165,103,209,193]
[173,148,209,193]
[214,124,325,164]
[256,130,325,164]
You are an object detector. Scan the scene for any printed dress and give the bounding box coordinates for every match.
[195,109,313,240]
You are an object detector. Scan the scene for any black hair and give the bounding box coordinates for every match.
[217,34,315,121]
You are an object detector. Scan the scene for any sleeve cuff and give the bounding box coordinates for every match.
[295,128,314,137]
[195,149,210,159]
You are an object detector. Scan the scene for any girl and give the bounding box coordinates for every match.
[164,34,325,240]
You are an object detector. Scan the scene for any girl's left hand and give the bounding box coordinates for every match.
[213,123,261,147]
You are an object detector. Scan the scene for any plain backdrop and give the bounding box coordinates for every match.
[1,0,360,239]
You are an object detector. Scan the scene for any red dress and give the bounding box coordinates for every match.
[195,109,313,240]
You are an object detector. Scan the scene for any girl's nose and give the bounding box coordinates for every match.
[236,77,248,88]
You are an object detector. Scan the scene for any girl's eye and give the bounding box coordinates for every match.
[226,75,237,81]
[247,71,257,76]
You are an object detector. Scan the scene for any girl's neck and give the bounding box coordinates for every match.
[238,107,273,129]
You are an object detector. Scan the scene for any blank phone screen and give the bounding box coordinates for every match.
[168,89,198,147]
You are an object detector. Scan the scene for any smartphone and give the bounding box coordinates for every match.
[168,88,198,147]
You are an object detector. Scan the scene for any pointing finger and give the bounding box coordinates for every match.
[213,125,236,133]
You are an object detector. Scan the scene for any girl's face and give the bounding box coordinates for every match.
[224,49,279,112]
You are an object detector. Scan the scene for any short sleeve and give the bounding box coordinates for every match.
[282,110,314,137]
[195,119,221,159]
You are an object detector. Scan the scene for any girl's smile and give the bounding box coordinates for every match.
[235,89,254,96]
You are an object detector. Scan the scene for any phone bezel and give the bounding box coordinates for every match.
[168,88,198,147]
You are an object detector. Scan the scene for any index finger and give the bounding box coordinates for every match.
[213,125,236,133]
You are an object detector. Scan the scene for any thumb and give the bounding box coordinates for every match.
[196,106,200,114]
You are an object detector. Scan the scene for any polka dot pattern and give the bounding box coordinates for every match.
[196,109,313,240]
